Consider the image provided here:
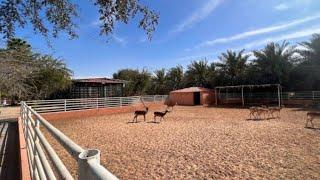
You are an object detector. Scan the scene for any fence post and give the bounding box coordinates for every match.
[64,100,67,112]
[312,91,315,100]
[120,97,122,107]
[78,149,100,180]
[154,96,156,102]
[96,98,99,109]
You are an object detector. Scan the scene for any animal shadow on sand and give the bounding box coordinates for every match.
[146,121,160,124]
[246,117,276,121]
[127,121,143,124]
[305,126,320,131]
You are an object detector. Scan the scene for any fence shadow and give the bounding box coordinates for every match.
[0,120,19,180]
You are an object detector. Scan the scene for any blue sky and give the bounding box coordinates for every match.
[9,0,320,78]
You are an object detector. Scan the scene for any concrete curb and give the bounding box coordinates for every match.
[18,117,31,180]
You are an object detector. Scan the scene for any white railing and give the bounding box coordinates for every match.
[20,95,167,179]
[218,91,320,100]
[282,91,320,100]
[26,95,168,113]
[20,101,118,180]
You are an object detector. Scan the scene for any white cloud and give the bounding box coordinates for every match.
[112,34,127,46]
[274,3,289,11]
[274,0,314,11]
[243,26,320,49]
[90,19,101,26]
[192,14,320,49]
[169,0,224,35]
[174,27,319,64]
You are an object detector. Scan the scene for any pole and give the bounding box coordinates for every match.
[226,88,228,103]
[241,86,244,107]
[312,91,315,100]
[278,85,280,107]
[215,89,218,106]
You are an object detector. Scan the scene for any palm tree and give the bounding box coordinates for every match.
[292,34,320,90]
[184,60,210,87]
[166,65,184,90]
[152,69,168,94]
[216,49,249,85]
[252,41,295,86]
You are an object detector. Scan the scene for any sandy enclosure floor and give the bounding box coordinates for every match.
[45,105,320,179]
[0,106,19,120]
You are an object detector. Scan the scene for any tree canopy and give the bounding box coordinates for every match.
[0,38,72,102]
[0,0,159,40]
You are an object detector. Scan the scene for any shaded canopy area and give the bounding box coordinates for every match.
[215,84,282,107]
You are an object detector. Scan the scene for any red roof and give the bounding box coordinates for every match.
[170,87,213,93]
[73,78,126,84]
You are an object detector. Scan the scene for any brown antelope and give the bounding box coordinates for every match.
[256,107,270,120]
[249,106,259,119]
[154,110,169,122]
[166,102,177,112]
[306,112,320,128]
[132,107,149,123]
[249,106,268,119]
[268,105,284,119]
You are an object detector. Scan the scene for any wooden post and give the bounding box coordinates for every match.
[226,88,228,103]
[278,85,281,107]
[241,86,244,107]
[215,89,218,106]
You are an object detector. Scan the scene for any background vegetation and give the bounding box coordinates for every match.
[114,34,320,96]
[0,34,319,101]
[0,38,72,103]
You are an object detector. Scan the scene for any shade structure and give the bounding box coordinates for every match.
[215,84,282,107]
[169,87,215,106]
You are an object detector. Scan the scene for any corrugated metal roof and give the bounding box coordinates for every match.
[170,87,213,93]
[73,78,126,84]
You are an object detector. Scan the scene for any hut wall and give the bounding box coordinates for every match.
[169,91,215,106]
[169,92,194,105]
[200,91,215,105]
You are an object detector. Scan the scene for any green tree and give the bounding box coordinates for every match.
[184,60,210,87]
[216,49,249,86]
[252,42,295,86]
[165,65,184,90]
[29,55,72,99]
[113,68,151,96]
[148,68,168,94]
[291,34,320,90]
[0,0,159,40]
[0,38,72,101]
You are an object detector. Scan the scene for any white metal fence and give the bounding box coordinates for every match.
[282,91,320,100]
[20,102,118,180]
[26,95,168,113]
[20,95,167,179]
[218,91,320,100]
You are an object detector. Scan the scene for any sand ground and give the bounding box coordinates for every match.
[45,105,320,179]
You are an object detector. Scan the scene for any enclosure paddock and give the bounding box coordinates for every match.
[44,105,320,179]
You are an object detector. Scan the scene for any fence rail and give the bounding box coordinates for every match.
[21,95,167,179]
[20,102,118,180]
[26,95,168,113]
[218,91,320,100]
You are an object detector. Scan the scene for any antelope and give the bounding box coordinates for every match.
[132,107,149,123]
[154,110,169,122]
[306,112,320,128]
[166,102,177,112]
[268,105,284,119]
[249,106,268,119]
[256,107,270,120]
[249,106,259,119]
